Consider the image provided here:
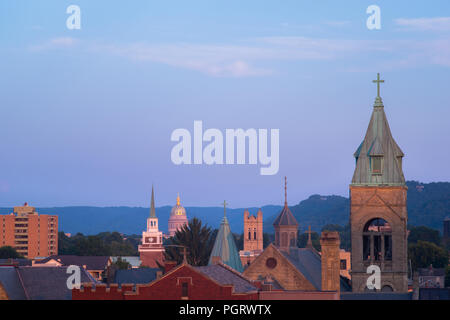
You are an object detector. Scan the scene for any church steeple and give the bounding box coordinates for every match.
[352,73,405,186]
[273,177,298,251]
[150,185,156,218]
[209,200,244,272]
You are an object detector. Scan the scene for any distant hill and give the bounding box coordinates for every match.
[0,181,448,235]
[0,205,282,236]
[264,181,450,233]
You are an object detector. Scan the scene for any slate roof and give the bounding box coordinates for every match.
[274,245,351,292]
[352,87,406,186]
[34,255,110,270]
[281,248,322,290]
[195,264,258,293]
[0,267,27,300]
[18,266,96,300]
[273,205,298,227]
[208,215,244,273]
[113,268,160,285]
[0,266,96,300]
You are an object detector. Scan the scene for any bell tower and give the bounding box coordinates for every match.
[350,74,408,293]
[139,186,165,268]
[243,209,263,252]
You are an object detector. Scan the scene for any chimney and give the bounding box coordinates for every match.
[163,261,178,274]
[320,231,340,293]
[211,256,221,265]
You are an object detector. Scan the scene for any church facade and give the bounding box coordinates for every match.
[350,74,408,293]
[242,177,344,293]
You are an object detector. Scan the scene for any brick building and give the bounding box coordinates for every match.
[0,203,58,259]
[350,74,408,293]
[242,178,346,294]
[73,262,260,300]
[239,209,263,266]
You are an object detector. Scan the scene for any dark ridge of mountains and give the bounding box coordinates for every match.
[0,181,448,235]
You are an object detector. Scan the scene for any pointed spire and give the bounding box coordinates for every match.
[273,176,298,227]
[352,73,405,186]
[306,225,313,248]
[176,193,180,206]
[284,176,288,207]
[208,202,243,272]
[223,200,228,218]
[150,185,156,218]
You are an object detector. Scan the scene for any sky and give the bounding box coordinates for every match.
[0,0,449,208]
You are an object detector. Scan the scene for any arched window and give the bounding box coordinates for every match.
[363,218,392,262]
[381,285,393,292]
[254,228,257,240]
[281,232,288,247]
[289,232,296,247]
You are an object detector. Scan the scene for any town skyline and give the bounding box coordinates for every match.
[1,1,449,208]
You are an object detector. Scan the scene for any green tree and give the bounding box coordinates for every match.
[111,257,131,270]
[408,226,441,246]
[164,218,214,266]
[408,240,449,270]
[0,246,24,259]
[58,231,138,256]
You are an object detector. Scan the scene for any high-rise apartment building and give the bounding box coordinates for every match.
[0,203,58,259]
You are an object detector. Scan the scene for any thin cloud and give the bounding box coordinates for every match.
[29,35,450,77]
[29,37,79,51]
[395,17,450,31]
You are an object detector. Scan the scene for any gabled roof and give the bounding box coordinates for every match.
[352,88,406,186]
[0,266,96,300]
[195,263,258,293]
[34,255,111,271]
[208,215,244,273]
[251,244,351,292]
[281,247,322,290]
[0,267,26,300]
[273,204,298,227]
[18,266,96,300]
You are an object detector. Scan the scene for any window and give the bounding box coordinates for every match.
[371,156,382,174]
[254,228,257,240]
[266,258,277,269]
[363,218,392,262]
[340,259,347,270]
[181,282,188,297]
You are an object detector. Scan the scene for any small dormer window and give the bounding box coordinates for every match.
[371,156,382,174]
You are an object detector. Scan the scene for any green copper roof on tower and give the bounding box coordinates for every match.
[150,185,156,218]
[208,201,244,273]
[351,74,405,186]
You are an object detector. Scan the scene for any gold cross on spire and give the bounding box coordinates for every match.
[373,73,384,97]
